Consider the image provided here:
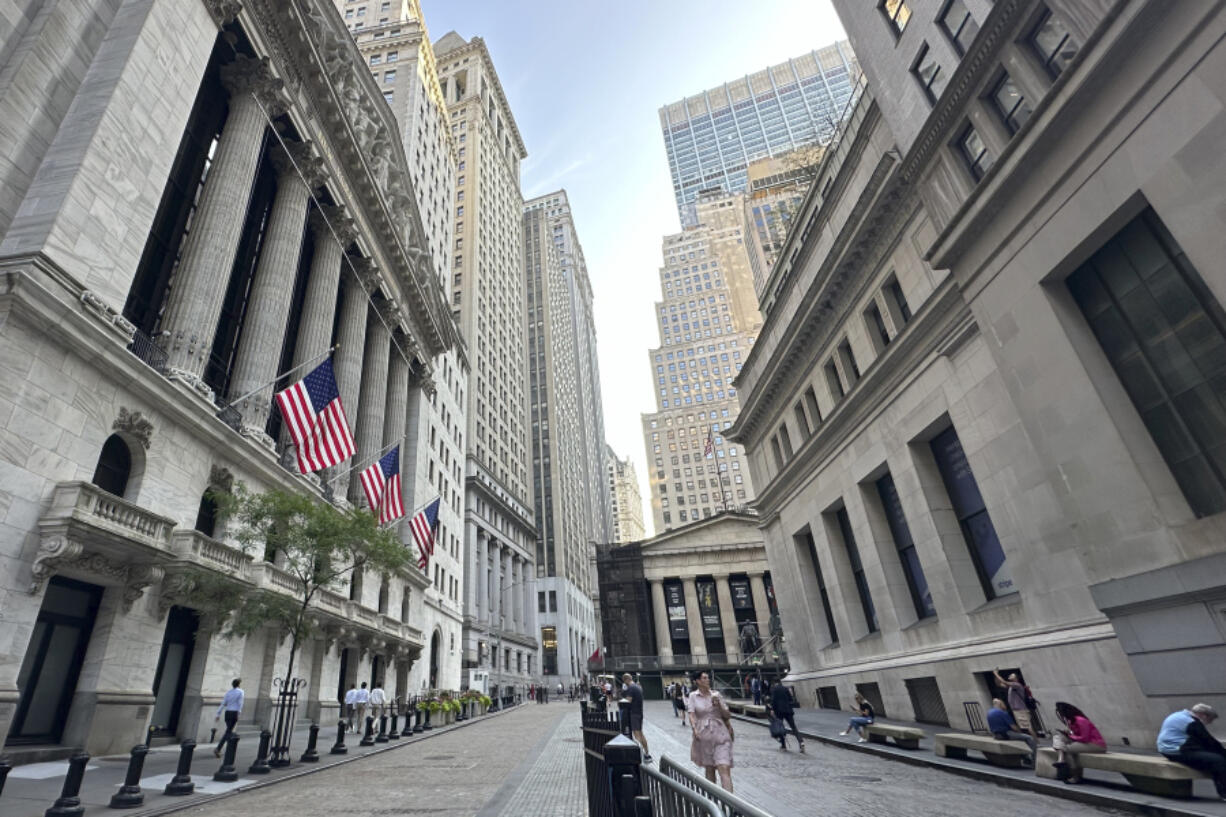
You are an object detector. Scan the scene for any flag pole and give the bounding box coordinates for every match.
[218,344,339,413]
[320,435,404,486]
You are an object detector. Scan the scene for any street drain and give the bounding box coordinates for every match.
[837,775,882,783]
[423,754,454,760]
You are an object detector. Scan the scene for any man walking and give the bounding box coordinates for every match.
[354,681,370,733]
[750,675,762,706]
[369,680,386,724]
[214,678,244,758]
[768,681,804,752]
[343,684,358,731]
[622,673,651,763]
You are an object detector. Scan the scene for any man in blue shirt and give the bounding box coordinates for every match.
[1158,703,1226,799]
[987,697,1035,765]
[214,678,244,757]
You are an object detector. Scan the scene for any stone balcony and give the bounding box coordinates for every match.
[169,529,253,578]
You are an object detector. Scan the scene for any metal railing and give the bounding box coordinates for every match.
[127,329,167,373]
[640,762,723,817]
[657,756,774,817]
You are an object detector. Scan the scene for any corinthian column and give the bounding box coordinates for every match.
[228,141,325,441]
[477,531,489,626]
[347,300,392,506]
[649,579,673,659]
[331,259,376,497]
[383,333,409,450]
[159,55,286,395]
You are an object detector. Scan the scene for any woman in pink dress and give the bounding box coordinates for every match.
[1051,701,1106,784]
[687,670,735,792]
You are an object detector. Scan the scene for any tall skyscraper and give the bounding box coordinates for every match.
[338,0,467,692]
[434,32,539,690]
[641,190,763,533]
[523,198,599,682]
[606,445,646,544]
[743,149,823,299]
[659,42,859,227]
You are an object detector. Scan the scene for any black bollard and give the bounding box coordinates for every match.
[0,756,11,799]
[300,723,320,762]
[330,719,348,755]
[108,744,148,809]
[618,698,632,737]
[375,714,388,743]
[247,730,271,774]
[388,712,400,740]
[424,707,433,731]
[359,716,375,747]
[413,706,423,733]
[45,751,89,817]
[213,734,240,782]
[164,740,196,796]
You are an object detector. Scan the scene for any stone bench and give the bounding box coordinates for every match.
[1035,748,1208,798]
[934,733,1031,767]
[726,701,745,713]
[743,704,768,718]
[866,723,925,750]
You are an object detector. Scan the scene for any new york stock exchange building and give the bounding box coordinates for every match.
[0,0,463,757]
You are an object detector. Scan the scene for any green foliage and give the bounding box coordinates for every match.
[479,695,492,708]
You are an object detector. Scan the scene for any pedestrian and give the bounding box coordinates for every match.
[369,680,386,723]
[750,674,762,707]
[987,697,1036,765]
[214,677,244,758]
[993,668,1039,742]
[740,620,760,656]
[354,681,370,732]
[688,670,734,792]
[768,679,804,752]
[838,692,874,742]
[622,673,652,763]
[1158,703,1226,799]
[1051,701,1106,784]
[343,683,358,732]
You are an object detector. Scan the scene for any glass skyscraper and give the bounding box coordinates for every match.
[658,41,859,227]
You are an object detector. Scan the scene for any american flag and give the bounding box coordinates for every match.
[704,426,715,458]
[409,497,441,570]
[274,358,355,473]
[359,446,404,524]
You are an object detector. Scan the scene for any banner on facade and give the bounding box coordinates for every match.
[730,578,753,610]
[696,580,722,641]
[664,583,688,640]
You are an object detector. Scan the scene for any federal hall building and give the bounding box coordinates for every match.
[732,0,1226,744]
[0,0,459,756]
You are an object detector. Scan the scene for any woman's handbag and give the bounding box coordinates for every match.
[769,716,786,739]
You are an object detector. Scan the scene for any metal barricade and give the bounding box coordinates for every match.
[581,702,622,817]
[657,755,775,817]
[639,763,722,817]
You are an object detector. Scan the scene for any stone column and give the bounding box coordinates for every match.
[228,140,324,440]
[488,540,501,632]
[713,575,741,662]
[511,557,523,634]
[331,260,375,497]
[464,521,479,623]
[381,333,409,521]
[477,531,489,626]
[649,579,673,659]
[159,56,285,392]
[347,301,392,506]
[682,577,707,662]
[749,572,771,634]
[522,563,534,638]
[503,549,514,634]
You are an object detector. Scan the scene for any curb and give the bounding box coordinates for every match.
[729,713,1220,817]
[122,706,521,817]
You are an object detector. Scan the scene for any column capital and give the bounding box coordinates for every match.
[309,203,358,247]
[220,55,288,117]
[372,296,402,333]
[346,255,381,293]
[203,0,242,26]
[270,139,327,190]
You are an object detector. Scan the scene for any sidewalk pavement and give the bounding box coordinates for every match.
[0,707,513,817]
[726,698,1226,817]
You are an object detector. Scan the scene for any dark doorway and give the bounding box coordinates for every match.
[337,648,351,704]
[194,493,218,537]
[429,631,441,689]
[7,577,103,745]
[150,606,200,736]
[370,654,384,689]
[91,435,132,497]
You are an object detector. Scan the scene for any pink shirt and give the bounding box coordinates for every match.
[1069,715,1106,747]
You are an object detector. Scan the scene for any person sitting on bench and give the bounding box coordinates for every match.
[1158,703,1226,800]
[1051,701,1106,784]
[987,697,1036,766]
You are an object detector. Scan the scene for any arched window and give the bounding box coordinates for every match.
[377,576,389,615]
[91,435,132,497]
[400,591,410,624]
[194,493,218,537]
[349,565,363,602]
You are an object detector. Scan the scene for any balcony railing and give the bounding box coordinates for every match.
[170,529,253,578]
[40,481,176,555]
[127,329,168,373]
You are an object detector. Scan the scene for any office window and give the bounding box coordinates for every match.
[939,0,979,55]
[957,123,994,181]
[382,90,393,103]
[887,277,912,324]
[880,0,911,37]
[798,530,838,644]
[383,69,396,84]
[1067,209,1226,517]
[369,54,382,66]
[803,386,822,427]
[930,426,1015,599]
[838,338,860,382]
[794,401,812,438]
[876,473,935,619]
[1029,7,1080,78]
[912,43,947,104]
[866,301,891,351]
[990,72,1032,134]
[834,507,877,633]
[825,359,844,400]
[386,50,398,62]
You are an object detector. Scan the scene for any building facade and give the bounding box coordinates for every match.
[732,0,1226,743]
[659,42,859,227]
[743,150,822,300]
[607,445,646,545]
[0,0,457,755]
[641,191,762,534]
[433,33,539,694]
[338,0,466,694]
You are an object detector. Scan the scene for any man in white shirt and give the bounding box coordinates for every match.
[214,678,244,757]
[369,681,387,723]
[354,682,370,732]
[343,684,358,732]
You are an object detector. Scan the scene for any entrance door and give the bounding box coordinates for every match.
[150,606,199,735]
[7,577,103,745]
[429,632,441,688]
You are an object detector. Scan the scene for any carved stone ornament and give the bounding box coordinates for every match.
[208,464,235,493]
[29,536,84,593]
[113,407,154,450]
[123,564,165,612]
[219,55,289,119]
[310,204,358,247]
[203,0,243,26]
[270,139,328,191]
[166,366,217,403]
[347,255,381,293]
[157,571,200,621]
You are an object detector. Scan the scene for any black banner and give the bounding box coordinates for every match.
[696,580,722,640]
[730,579,752,610]
[664,583,688,640]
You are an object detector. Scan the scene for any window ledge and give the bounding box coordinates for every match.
[968,592,1022,616]
[900,614,940,632]
[854,630,884,646]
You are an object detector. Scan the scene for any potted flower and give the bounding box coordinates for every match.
[479,694,492,715]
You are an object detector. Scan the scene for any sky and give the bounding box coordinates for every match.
[421,0,848,535]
